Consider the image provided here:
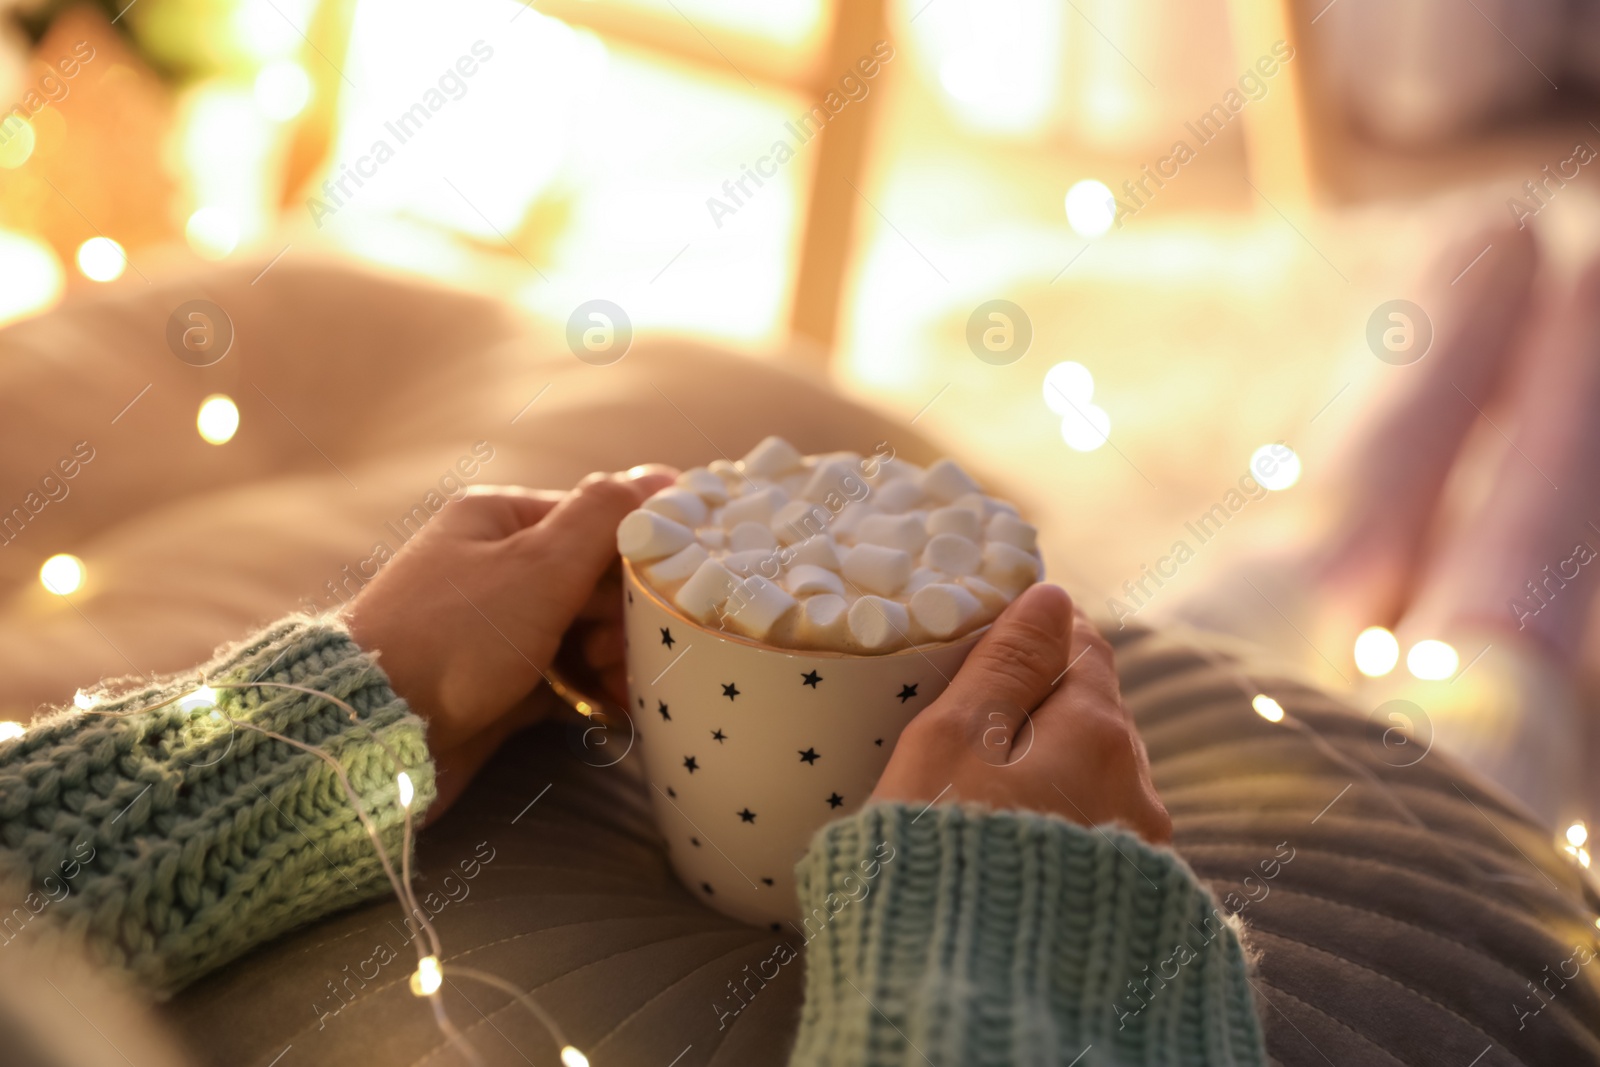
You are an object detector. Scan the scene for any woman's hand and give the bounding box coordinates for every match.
[341,467,676,811]
[871,583,1171,844]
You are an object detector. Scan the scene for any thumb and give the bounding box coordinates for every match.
[935,583,1074,732]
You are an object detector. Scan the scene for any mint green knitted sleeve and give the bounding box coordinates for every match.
[789,803,1268,1067]
[0,615,435,996]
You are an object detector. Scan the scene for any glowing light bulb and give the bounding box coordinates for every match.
[1569,822,1590,848]
[1064,179,1116,237]
[1252,694,1285,723]
[76,237,127,283]
[560,1047,590,1067]
[1353,626,1400,677]
[1250,444,1301,491]
[254,61,312,121]
[186,208,239,260]
[197,394,240,445]
[1406,639,1458,681]
[410,955,443,996]
[397,771,415,810]
[39,554,84,596]
[0,721,24,741]
[178,686,218,714]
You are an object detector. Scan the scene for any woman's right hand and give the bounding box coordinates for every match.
[870,583,1172,844]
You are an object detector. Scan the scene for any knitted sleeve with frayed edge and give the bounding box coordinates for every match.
[0,615,435,996]
[789,803,1267,1067]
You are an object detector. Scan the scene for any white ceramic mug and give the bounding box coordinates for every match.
[622,560,984,927]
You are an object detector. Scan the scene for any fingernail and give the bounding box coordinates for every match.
[625,463,678,481]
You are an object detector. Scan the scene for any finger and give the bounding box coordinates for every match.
[932,583,1074,735]
[514,470,674,625]
[436,486,565,540]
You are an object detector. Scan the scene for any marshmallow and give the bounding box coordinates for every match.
[645,543,710,584]
[722,575,797,640]
[926,505,982,541]
[789,535,842,571]
[723,548,782,579]
[961,575,1010,617]
[919,458,982,504]
[720,485,788,527]
[841,543,912,597]
[981,541,1042,595]
[856,513,928,555]
[910,583,983,640]
[873,458,922,483]
[828,501,875,543]
[785,563,846,597]
[617,509,695,562]
[986,512,1038,553]
[676,467,730,506]
[729,520,778,553]
[771,499,834,545]
[739,435,805,478]
[872,479,922,514]
[848,596,910,651]
[798,593,849,643]
[953,491,1015,519]
[642,487,708,527]
[923,533,981,577]
[675,558,738,623]
[697,527,726,550]
[800,458,865,505]
[904,566,944,596]
[708,458,742,484]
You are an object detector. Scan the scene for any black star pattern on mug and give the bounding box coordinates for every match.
[762,877,775,887]
[798,748,820,765]
[897,683,919,703]
[667,786,677,798]
[660,627,675,649]
[874,738,884,746]
[722,682,740,700]
[712,728,727,742]
[627,589,633,605]
[690,836,700,847]
[658,700,671,722]
[637,696,644,709]
[701,882,714,895]
[801,670,822,688]
[738,808,757,823]
[683,755,699,773]
[769,922,782,932]
[827,793,844,809]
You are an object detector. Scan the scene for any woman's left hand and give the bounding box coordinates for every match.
[341,466,676,811]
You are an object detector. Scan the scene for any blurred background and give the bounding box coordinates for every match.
[3,0,1599,676]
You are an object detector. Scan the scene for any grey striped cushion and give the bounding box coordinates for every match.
[163,623,1600,1066]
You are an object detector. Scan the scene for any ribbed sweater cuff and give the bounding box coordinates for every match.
[0,614,436,994]
[789,803,1266,1067]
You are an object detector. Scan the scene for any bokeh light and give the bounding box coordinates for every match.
[1406,639,1459,681]
[197,394,240,444]
[0,721,24,741]
[1353,625,1400,677]
[1252,694,1285,723]
[1042,361,1094,415]
[76,237,127,283]
[1059,403,1111,452]
[1251,444,1302,491]
[1567,821,1589,848]
[1065,179,1117,237]
[254,61,312,120]
[0,231,65,323]
[39,553,85,596]
[186,208,240,260]
[0,117,35,169]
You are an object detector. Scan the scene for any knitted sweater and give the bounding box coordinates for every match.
[0,618,1266,1065]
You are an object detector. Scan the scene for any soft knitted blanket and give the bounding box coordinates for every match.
[0,616,1266,1065]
